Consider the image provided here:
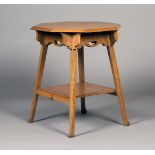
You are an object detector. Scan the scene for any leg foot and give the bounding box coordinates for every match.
[68,133,74,138]
[81,109,87,114]
[28,94,38,123]
[123,121,130,126]
[81,97,87,114]
[68,102,75,138]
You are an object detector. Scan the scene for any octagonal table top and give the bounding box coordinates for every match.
[31,21,121,33]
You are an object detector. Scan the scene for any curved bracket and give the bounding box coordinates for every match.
[109,31,118,45]
[61,33,81,50]
[35,31,118,49]
[36,31,63,46]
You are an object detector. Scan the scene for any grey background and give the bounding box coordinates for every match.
[0,5,155,149]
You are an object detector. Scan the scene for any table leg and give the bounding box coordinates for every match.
[107,45,129,126]
[78,46,87,114]
[68,49,77,137]
[28,45,48,123]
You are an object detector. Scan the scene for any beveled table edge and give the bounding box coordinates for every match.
[31,21,121,33]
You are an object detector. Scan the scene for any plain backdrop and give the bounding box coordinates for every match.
[0,5,155,101]
[0,4,155,150]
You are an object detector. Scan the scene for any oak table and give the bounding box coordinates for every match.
[28,21,129,137]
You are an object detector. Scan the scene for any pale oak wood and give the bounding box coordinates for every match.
[37,89,70,104]
[29,21,129,137]
[68,49,77,137]
[62,33,81,50]
[35,31,118,48]
[78,46,87,114]
[28,45,48,123]
[107,37,129,126]
[37,82,116,99]
[32,21,120,33]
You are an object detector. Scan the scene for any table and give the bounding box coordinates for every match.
[28,21,129,137]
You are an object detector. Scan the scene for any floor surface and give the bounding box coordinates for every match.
[0,93,155,149]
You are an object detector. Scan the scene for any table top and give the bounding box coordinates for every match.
[31,21,120,33]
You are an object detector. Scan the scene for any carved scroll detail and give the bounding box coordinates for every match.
[61,33,81,50]
[36,31,63,46]
[36,31,118,48]
[80,33,109,47]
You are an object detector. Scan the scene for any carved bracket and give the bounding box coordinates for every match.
[36,31,63,46]
[81,33,109,47]
[109,31,118,45]
[61,33,81,50]
[35,31,118,48]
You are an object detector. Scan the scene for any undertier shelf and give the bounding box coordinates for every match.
[37,82,116,103]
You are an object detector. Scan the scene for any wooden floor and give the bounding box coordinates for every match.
[37,82,116,99]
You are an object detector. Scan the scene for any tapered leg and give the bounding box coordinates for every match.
[78,46,87,114]
[68,49,77,137]
[107,45,129,126]
[28,45,48,123]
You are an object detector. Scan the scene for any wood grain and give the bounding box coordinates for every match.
[37,82,116,99]
[107,36,129,126]
[68,49,77,137]
[30,21,129,137]
[28,45,48,123]
[32,21,120,33]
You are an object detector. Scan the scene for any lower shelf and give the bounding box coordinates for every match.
[37,82,116,103]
